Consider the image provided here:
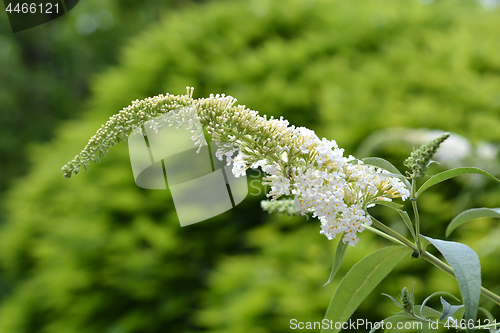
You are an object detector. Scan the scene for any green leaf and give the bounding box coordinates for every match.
[324,238,349,286]
[416,167,499,197]
[381,293,403,309]
[321,246,410,333]
[362,157,403,175]
[420,291,461,320]
[370,200,403,210]
[478,306,495,322]
[415,305,443,321]
[398,210,416,241]
[446,208,500,237]
[477,307,500,331]
[423,237,481,333]
[439,296,464,321]
[362,157,412,190]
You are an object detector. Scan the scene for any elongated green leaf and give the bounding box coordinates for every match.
[398,210,416,241]
[476,308,500,330]
[416,167,499,197]
[370,200,403,210]
[446,208,500,237]
[321,246,410,333]
[362,157,403,175]
[478,307,495,323]
[362,157,412,190]
[324,239,349,286]
[381,293,403,309]
[423,237,481,333]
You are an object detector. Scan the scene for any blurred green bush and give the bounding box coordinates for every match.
[0,0,202,195]
[1,0,500,332]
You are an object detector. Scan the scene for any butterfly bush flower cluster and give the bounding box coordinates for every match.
[231,126,410,246]
[62,87,410,246]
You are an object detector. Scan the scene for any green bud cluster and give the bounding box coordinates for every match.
[61,87,306,179]
[61,89,196,178]
[403,133,450,178]
[261,199,301,216]
[400,286,414,313]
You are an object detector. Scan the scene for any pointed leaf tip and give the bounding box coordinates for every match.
[423,236,481,332]
[417,167,499,197]
[446,208,500,237]
[321,246,409,333]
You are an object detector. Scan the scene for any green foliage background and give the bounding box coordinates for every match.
[1,0,500,332]
[0,0,199,196]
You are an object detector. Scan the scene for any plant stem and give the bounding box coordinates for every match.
[411,178,422,254]
[364,225,405,246]
[369,216,418,251]
[368,216,500,306]
[420,251,500,306]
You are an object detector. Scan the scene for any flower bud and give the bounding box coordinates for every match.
[404,133,450,178]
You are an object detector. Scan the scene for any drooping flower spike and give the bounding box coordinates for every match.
[62,87,410,246]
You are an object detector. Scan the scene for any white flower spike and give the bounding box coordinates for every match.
[62,87,410,246]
